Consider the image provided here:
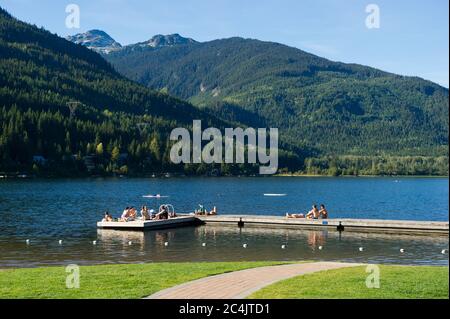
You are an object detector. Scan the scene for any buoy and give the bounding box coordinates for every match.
[400,248,405,253]
[164,242,169,246]
[318,246,323,250]
[128,241,132,245]
[25,239,30,244]
[58,240,63,245]
[442,249,447,254]
[281,245,286,249]
[202,243,206,247]
[243,243,248,248]
[359,247,364,252]
[92,240,97,245]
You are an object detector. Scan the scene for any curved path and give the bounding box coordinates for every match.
[146,262,363,299]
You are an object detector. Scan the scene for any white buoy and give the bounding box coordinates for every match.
[92,240,97,245]
[202,243,206,247]
[400,248,405,253]
[25,239,30,245]
[359,247,364,252]
[58,240,63,245]
[318,246,323,250]
[164,242,169,246]
[281,245,286,249]
[128,241,132,245]
[442,249,447,254]
[243,243,248,248]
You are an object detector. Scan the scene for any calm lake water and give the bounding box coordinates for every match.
[0,177,448,267]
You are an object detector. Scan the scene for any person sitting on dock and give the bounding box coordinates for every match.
[195,204,207,215]
[129,207,137,220]
[208,206,218,215]
[306,205,320,219]
[141,206,151,220]
[155,205,169,220]
[319,204,328,219]
[102,211,114,222]
[120,207,130,222]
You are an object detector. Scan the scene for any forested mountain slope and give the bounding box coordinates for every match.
[0,8,250,176]
[104,36,449,158]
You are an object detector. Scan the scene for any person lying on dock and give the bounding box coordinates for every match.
[102,211,114,222]
[141,206,151,220]
[306,205,320,219]
[286,213,305,218]
[319,204,328,219]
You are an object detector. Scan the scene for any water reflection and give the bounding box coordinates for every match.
[0,224,447,268]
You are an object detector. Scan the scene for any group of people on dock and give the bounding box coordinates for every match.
[193,205,217,216]
[102,203,324,222]
[286,204,328,219]
[102,205,176,222]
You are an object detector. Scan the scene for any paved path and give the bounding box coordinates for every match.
[146,262,362,299]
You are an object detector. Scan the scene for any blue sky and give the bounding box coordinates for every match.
[1,0,448,87]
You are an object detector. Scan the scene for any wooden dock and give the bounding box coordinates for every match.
[196,215,449,234]
[96,213,448,235]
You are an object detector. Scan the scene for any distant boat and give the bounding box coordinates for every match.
[263,193,287,197]
[143,194,169,198]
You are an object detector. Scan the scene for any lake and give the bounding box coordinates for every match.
[0,177,448,267]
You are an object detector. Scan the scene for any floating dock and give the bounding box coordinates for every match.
[196,215,449,235]
[97,214,448,235]
[97,216,202,230]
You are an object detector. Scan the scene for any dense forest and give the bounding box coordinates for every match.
[0,7,448,177]
[0,7,301,177]
[106,36,449,158]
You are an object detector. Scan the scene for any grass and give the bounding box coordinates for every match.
[0,261,286,299]
[248,265,449,299]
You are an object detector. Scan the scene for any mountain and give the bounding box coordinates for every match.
[102,35,449,159]
[66,29,122,54]
[66,31,196,54]
[1,6,447,176]
[0,7,251,176]
[131,33,197,49]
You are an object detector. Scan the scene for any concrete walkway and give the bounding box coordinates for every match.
[146,262,362,299]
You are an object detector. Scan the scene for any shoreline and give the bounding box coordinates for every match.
[1,174,449,180]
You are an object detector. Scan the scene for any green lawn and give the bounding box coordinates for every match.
[0,261,286,299]
[248,265,449,299]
